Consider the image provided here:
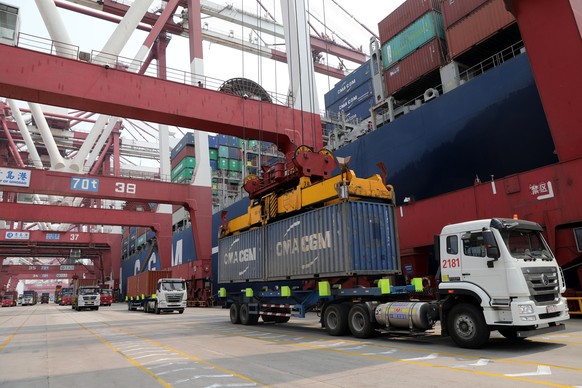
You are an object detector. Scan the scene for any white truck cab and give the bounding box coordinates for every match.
[438,218,569,348]
[152,278,187,314]
[73,286,101,311]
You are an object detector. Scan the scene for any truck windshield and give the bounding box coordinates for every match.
[161,281,185,291]
[2,296,12,300]
[79,288,99,295]
[499,229,553,260]
[101,289,112,295]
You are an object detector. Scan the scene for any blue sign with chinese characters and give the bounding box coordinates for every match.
[0,167,31,187]
[46,233,61,240]
[71,177,99,192]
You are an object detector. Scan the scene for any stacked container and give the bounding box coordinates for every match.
[379,0,447,96]
[441,0,516,59]
[324,60,374,123]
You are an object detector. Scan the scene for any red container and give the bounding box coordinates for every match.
[445,0,515,59]
[127,270,173,297]
[384,39,447,95]
[440,0,489,28]
[378,0,441,44]
[171,145,195,168]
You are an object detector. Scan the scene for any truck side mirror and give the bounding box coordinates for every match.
[482,230,500,260]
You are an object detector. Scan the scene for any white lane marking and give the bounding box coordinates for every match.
[141,357,189,365]
[337,345,366,351]
[363,349,398,356]
[148,362,188,370]
[453,359,491,368]
[505,365,552,377]
[204,384,257,388]
[312,341,347,348]
[403,353,438,361]
[133,353,179,360]
[173,374,233,384]
[157,367,199,376]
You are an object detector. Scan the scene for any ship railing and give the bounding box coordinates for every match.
[14,32,289,108]
[458,40,525,84]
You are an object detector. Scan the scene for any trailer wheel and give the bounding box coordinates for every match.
[348,304,378,339]
[448,303,490,349]
[230,303,241,324]
[240,304,259,325]
[323,304,350,336]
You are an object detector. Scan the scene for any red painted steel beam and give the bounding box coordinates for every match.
[0,230,117,244]
[0,45,322,153]
[309,35,366,64]
[0,167,202,206]
[505,0,582,162]
[0,202,174,269]
[1,264,93,276]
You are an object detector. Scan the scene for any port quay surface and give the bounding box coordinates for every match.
[1,304,581,388]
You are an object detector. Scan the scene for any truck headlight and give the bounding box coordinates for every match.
[519,304,534,314]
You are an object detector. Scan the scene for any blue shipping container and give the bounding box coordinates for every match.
[228,147,240,159]
[208,135,218,149]
[324,60,371,107]
[210,160,218,170]
[326,80,374,113]
[218,134,229,145]
[227,136,239,147]
[218,201,399,283]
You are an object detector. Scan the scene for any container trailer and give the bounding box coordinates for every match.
[219,156,569,348]
[126,270,187,314]
[71,278,100,311]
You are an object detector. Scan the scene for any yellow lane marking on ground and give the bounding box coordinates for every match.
[76,322,172,388]
[106,323,266,387]
[0,306,36,353]
[179,324,579,387]
[180,322,582,374]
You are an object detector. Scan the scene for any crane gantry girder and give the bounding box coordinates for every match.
[0,265,94,280]
[0,202,173,277]
[0,44,322,154]
[55,0,366,67]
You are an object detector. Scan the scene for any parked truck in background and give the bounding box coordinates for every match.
[40,293,50,304]
[99,288,113,306]
[126,270,187,314]
[22,290,37,306]
[219,157,569,349]
[2,291,18,307]
[71,278,100,311]
[60,287,73,305]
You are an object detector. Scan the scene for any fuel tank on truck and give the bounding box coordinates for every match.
[218,201,400,283]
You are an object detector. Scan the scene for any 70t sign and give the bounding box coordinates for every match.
[71,177,137,195]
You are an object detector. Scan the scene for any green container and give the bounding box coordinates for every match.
[247,140,258,151]
[171,157,196,180]
[218,158,229,170]
[382,11,445,69]
[209,149,218,160]
[228,159,242,171]
[173,167,194,183]
[218,145,229,158]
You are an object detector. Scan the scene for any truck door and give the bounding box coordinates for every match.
[460,231,509,299]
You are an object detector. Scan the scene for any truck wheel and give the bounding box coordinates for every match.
[323,304,350,336]
[155,302,161,314]
[447,303,490,349]
[144,303,149,313]
[95,307,99,311]
[178,309,184,314]
[348,303,378,339]
[72,305,75,310]
[230,304,241,324]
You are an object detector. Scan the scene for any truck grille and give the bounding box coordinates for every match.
[167,294,183,303]
[83,296,97,301]
[522,267,559,305]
